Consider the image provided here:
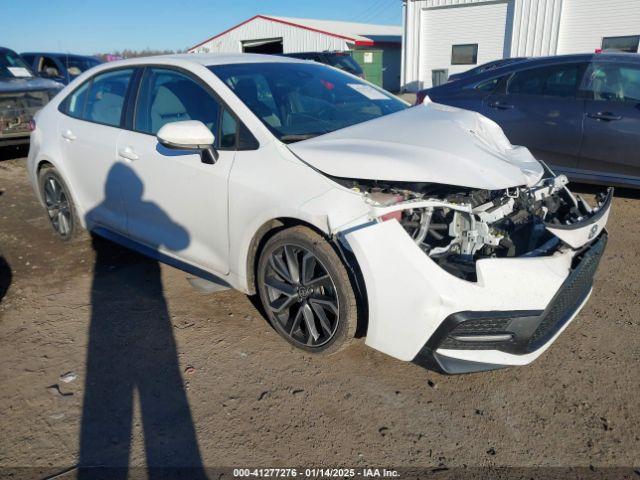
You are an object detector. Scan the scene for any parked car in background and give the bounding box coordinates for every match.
[447,57,529,83]
[21,52,102,85]
[416,53,640,188]
[0,47,63,147]
[27,53,611,374]
[282,51,365,78]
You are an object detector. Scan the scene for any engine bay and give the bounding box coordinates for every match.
[341,175,610,282]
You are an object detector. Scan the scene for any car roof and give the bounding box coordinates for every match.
[453,53,637,85]
[524,52,639,64]
[490,52,640,74]
[112,53,306,68]
[71,53,309,76]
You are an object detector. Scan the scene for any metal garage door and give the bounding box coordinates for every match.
[420,2,509,88]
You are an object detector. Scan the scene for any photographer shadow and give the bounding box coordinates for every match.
[79,163,206,479]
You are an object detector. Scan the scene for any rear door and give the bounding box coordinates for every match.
[578,61,640,182]
[58,68,135,232]
[483,62,587,171]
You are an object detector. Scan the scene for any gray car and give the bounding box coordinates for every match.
[1,47,63,147]
[417,53,640,188]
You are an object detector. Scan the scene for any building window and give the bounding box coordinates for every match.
[451,44,478,65]
[602,35,639,53]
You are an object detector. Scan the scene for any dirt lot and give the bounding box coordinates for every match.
[1,149,639,476]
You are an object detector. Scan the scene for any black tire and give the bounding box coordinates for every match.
[257,226,358,354]
[38,166,78,241]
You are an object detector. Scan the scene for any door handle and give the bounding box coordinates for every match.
[118,146,139,161]
[61,130,76,141]
[587,112,622,121]
[488,101,514,110]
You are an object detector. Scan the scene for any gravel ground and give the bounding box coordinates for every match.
[0,150,639,476]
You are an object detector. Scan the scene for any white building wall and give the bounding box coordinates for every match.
[510,0,563,57]
[420,2,509,88]
[402,0,638,91]
[557,0,640,54]
[191,17,349,54]
[402,0,505,91]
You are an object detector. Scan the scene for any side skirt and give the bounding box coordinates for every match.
[91,226,232,289]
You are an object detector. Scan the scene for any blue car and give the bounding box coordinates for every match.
[416,53,640,188]
[21,52,102,85]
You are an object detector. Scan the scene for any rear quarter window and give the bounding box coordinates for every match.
[61,81,90,118]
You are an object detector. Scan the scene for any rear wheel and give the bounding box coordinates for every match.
[257,226,358,354]
[38,166,77,241]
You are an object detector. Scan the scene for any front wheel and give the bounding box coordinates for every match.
[257,226,358,354]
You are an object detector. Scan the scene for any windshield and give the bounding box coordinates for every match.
[65,57,101,77]
[0,50,34,79]
[210,62,406,142]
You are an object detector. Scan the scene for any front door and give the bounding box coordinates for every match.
[483,62,587,171]
[579,61,640,182]
[117,67,236,274]
[58,68,135,232]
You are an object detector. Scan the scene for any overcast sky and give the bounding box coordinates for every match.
[2,0,402,55]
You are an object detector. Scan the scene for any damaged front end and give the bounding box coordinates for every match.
[338,172,612,282]
[337,169,612,370]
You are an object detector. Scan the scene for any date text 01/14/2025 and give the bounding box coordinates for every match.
[233,468,400,478]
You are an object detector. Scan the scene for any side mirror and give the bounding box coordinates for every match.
[157,120,219,164]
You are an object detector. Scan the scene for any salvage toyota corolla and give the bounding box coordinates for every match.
[27,54,613,374]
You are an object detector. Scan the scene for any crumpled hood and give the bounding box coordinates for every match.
[0,76,64,93]
[288,101,544,190]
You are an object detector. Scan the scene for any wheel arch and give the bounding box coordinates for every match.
[34,158,87,229]
[245,216,369,338]
[245,217,328,295]
[33,159,57,205]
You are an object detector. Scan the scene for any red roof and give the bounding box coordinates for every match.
[189,15,401,51]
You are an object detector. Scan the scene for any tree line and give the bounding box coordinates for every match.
[93,48,188,61]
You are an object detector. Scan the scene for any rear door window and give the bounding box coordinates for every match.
[508,63,581,98]
[84,69,134,127]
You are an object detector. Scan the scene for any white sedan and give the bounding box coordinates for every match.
[27,54,613,374]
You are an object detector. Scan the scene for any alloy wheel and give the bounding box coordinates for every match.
[263,244,340,347]
[43,175,72,237]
